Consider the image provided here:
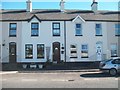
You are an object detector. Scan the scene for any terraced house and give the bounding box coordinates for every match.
[0,0,120,69]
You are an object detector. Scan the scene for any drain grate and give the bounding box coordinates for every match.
[68,79,74,82]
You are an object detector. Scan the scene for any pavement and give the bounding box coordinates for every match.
[0,69,100,74]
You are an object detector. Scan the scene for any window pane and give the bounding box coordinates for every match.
[53,23,60,29]
[82,45,87,50]
[115,24,120,28]
[76,29,82,35]
[81,44,88,58]
[75,24,82,35]
[31,23,39,36]
[96,28,102,35]
[53,23,60,36]
[31,30,38,36]
[115,24,120,35]
[111,44,117,57]
[9,30,16,36]
[76,24,81,28]
[9,23,17,36]
[25,44,33,59]
[10,24,16,29]
[37,44,44,58]
[70,45,76,48]
[32,23,38,29]
[53,29,60,35]
[70,44,77,58]
[96,24,101,28]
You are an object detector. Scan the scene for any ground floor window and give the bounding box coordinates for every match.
[81,44,88,58]
[37,44,45,58]
[111,44,117,57]
[70,44,77,58]
[25,44,33,59]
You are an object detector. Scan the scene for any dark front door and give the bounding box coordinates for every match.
[9,42,16,63]
[53,42,60,63]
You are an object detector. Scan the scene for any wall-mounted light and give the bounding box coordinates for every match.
[61,44,64,49]
[2,40,5,46]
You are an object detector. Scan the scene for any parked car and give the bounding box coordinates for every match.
[99,57,120,76]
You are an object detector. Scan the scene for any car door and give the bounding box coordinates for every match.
[112,59,120,71]
[118,59,120,72]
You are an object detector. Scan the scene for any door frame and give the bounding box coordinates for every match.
[9,42,17,63]
[52,42,61,63]
[96,41,103,61]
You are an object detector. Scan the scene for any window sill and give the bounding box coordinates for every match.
[75,35,83,36]
[115,35,120,37]
[111,56,118,57]
[37,57,44,59]
[70,57,78,58]
[81,57,89,58]
[25,57,33,59]
[95,35,103,36]
[9,35,16,37]
[31,35,39,37]
[53,35,60,36]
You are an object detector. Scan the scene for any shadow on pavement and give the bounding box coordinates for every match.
[80,72,120,78]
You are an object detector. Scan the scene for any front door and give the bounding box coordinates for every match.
[9,42,16,63]
[96,41,102,61]
[53,42,60,63]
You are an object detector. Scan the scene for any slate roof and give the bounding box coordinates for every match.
[0,9,120,22]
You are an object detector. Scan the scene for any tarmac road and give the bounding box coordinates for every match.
[1,70,119,88]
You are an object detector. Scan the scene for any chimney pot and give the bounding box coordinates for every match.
[26,0,32,12]
[60,0,65,13]
[91,0,98,13]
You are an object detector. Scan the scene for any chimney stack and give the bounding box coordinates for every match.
[60,0,65,13]
[91,0,98,13]
[26,0,32,12]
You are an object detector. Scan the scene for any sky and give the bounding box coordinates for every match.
[0,0,120,11]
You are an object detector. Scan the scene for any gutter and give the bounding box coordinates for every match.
[64,21,66,63]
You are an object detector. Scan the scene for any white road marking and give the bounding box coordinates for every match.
[115,78,118,80]
[2,79,7,81]
[51,79,68,82]
[0,71,18,74]
[84,78,100,81]
[21,79,38,82]
[84,78,118,81]
[0,79,7,81]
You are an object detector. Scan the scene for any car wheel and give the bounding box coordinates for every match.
[109,69,117,76]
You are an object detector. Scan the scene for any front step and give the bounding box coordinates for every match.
[2,63,19,71]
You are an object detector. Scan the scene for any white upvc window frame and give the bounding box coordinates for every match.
[75,23,82,36]
[70,44,77,58]
[81,44,89,58]
[110,43,118,57]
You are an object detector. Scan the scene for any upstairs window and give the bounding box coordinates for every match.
[70,44,77,58]
[31,23,39,36]
[37,44,45,59]
[115,24,120,36]
[75,24,82,36]
[81,44,88,58]
[111,44,117,57]
[25,44,33,59]
[53,23,60,36]
[95,24,102,36]
[9,23,17,37]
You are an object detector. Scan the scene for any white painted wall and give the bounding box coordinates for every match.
[20,17,65,62]
[1,18,119,63]
[2,22,22,63]
[107,22,119,58]
[66,20,108,62]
